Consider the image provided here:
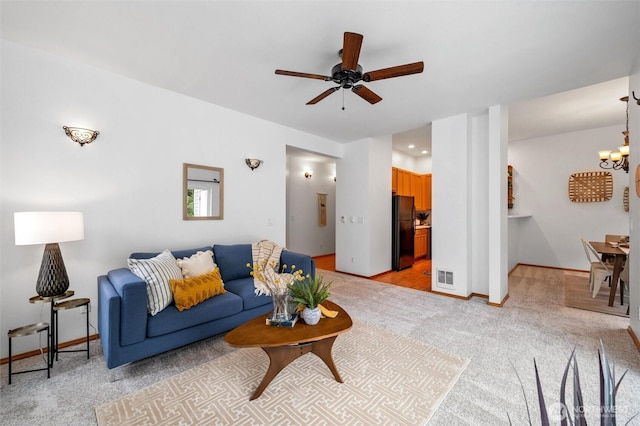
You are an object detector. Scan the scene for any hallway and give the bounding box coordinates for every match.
[313,254,432,292]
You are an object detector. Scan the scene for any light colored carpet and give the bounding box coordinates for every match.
[95,321,469,425]
[1,265,639,425]
[564,271,628,317]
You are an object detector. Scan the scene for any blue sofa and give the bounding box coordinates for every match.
[97,244,315,369]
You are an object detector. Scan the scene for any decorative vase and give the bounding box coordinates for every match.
[270,288,290,324]
[301,306,321,325]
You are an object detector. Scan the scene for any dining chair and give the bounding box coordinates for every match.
[581,239,614,298]
[618,253,630,306]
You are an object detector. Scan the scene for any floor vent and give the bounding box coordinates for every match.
[436,269,454,287]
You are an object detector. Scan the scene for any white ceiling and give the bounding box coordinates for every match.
[2,1,638,158]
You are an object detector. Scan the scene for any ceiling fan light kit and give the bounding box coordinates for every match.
[275,32,424,108]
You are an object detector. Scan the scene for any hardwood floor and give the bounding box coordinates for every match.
[312,254,432,292]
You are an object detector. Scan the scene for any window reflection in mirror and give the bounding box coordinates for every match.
[183,163,224,220]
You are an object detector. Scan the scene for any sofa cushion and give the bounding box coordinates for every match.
[146,291,243,337]
[170,268,226,311]
[176,250,216,278]
[213,244,252,282]
[130,246,213,261]
[127,250,182,316]
[224,276,271,310]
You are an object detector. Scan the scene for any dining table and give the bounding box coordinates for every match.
[589,241,628,306]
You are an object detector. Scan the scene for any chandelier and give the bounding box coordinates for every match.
[599,96,629,173]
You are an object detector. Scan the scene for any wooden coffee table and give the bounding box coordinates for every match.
[224,300,352,400]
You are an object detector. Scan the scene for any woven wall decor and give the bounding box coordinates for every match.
[568,171,613,203]
[624,187,629,212]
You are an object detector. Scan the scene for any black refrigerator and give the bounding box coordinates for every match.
[392,195,415,271]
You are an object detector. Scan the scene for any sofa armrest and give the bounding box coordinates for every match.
[105,268,148,346]
[98,275,122,368]
[281,250,315,279]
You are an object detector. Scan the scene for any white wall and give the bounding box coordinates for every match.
[487,105,509,304]
[432,113,472,296]
[391,150,432,174]
[0,41,341,358]
[286,154,336,256]
[508,125,630,270]
[470,113,490,295]
[434,107,508,303]
[336,136,392,276]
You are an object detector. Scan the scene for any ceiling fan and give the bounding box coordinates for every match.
[275,32,424,106]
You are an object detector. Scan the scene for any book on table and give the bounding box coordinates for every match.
[266,312,298,327]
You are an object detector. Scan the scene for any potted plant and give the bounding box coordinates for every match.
[288,274,331,325]
[509,341,637,425]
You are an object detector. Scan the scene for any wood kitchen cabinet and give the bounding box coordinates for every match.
[414,228,427,259]
[391,168,432,211]
[423,174,432,210]
[397,169,412,196]
[412,174,423,209]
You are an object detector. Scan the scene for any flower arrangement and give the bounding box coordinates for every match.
[247,260,305,323]
[246,260,305,296]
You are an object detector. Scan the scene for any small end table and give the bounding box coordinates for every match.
[7,322,50,384]
[29,290,74,366]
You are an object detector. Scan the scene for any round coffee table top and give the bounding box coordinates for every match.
[225,300,352,348]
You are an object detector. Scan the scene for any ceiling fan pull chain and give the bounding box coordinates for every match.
[342,88,345,111]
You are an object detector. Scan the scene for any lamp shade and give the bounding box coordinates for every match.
[14,212,84,246]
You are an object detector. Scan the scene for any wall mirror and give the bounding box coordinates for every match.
[183,163,224,220]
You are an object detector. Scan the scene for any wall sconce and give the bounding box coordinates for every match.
[63,126,99,147]
[245,158,263,171]
[304,171,313,179]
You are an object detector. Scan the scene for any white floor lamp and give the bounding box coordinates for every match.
[14,212,84,297]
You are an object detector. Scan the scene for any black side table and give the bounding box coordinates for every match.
[7,322,50,384]
[29,290,74,366]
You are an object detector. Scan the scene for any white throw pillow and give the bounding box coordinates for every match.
[176,250,216,278]
[127,250,182,316]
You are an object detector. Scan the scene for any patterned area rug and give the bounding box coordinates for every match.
[564,272,628,317]
[95,321,469,425]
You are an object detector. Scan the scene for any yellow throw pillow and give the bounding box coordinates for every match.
[170,268,225,311]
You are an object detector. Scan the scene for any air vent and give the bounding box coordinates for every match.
[436,269,454,288]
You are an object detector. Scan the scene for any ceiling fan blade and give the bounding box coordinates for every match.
[363,61,424,82]
[306,87,340,105]
[352,85,382,104]
[275,69,330,81]
[341,32,363,71]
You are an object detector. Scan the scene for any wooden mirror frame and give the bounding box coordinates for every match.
[183,163,224,220]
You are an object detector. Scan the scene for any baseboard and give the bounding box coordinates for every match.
[629,326,640,353]
[488,293,510,307]
[516,262,589,274]
[0,334,99,365]
[430,290,472,301]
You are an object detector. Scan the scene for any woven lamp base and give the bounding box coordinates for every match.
[35,243,70,297]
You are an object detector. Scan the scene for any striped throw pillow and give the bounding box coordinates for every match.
[128,249,182,316]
